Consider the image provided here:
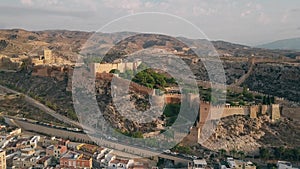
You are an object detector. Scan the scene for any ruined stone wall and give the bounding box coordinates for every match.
[164,94,181,104]
[93,63,118,74]
[91,61,141,75]
[271,104,280,121]
[250,105,260,119]
[261,105,269,115]
[31,65,69,81]
[282,107,300,121]
[190,103,281,144]
[198,102,250,124]
[31,58,44,65]
[0,55,22,70]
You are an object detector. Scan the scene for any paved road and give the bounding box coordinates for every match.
[5,115,192,164]
[0,85,192,164]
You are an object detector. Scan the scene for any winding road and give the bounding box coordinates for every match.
[0,84,83,128]
[0,84,192,164]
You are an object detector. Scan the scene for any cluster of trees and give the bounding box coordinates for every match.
[132,69,176,89]
[171,144,192,154]
[242,86,254,101]
[259,147,300,162]
[262,95,275,105]
[110,63,177,89]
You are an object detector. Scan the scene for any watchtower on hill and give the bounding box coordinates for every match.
[42,49,52,63]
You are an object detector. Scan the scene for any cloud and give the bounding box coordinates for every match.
[258,12,270,24]
[240,10,251,17]
[20,0,33,5]
[2,0,297,45]
[193,7,217,16]
[103,0,143,14]
[240,2,263,17]
[0,6,94,18]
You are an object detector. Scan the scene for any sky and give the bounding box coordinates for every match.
[0,0,299,45]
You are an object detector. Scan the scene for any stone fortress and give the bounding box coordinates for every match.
[189,100,281,144]
[154,92,281,144]
[26,53,282,145]
[30,49,73,66]
[89,59,142,76]
[30,49,53,65]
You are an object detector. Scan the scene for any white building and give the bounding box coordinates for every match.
[189,159,207,169]
[277,161,298,169]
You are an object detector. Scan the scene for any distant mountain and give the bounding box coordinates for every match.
[257,37,300,51]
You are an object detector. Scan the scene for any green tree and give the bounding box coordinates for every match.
[132,131,143,138]
[263,96,267,104]
[274,146,285,160]
[259,147,270,160]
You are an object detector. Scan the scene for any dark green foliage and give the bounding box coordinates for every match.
[163,104,180,126]
[171,144,192,154]
[132,69,176,89]
[109,69,120,74]
[163,104,180,117]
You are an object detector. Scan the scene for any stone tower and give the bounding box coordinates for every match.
[43,49,52,64]
[271,104,280,122]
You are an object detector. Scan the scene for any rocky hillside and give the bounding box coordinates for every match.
[243,63,300,102]
[203,115,300,153]
[0,70,161,134]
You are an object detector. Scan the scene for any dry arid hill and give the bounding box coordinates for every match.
[0,29,300,100]
[1,29,299,60]
[0,29,300,156]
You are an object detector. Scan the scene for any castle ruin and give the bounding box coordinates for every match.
[90,60,142,76]
[30,49,53,65]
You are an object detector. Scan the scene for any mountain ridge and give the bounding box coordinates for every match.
[256,37,300,51]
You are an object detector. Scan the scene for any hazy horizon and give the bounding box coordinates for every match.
[0,0,300,46]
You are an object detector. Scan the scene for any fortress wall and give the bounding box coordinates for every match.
[164,94,199,105]
[271,104,280,121]
[261,105,269,115]
[0,56,22,69]
[31,58,45,65]
[117,63,125,73]
[199,102,251,124]
[164,94,181,104]
[32,65,69,81]
[11,119,91,142]
[125,62,134,71]
[183,126,199,144]
[199,102,211,125]
[216,106,249,119]
[94,63,118,73]
[282,107,300,121]
[92,61,141,75]
[250,105,259,119]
